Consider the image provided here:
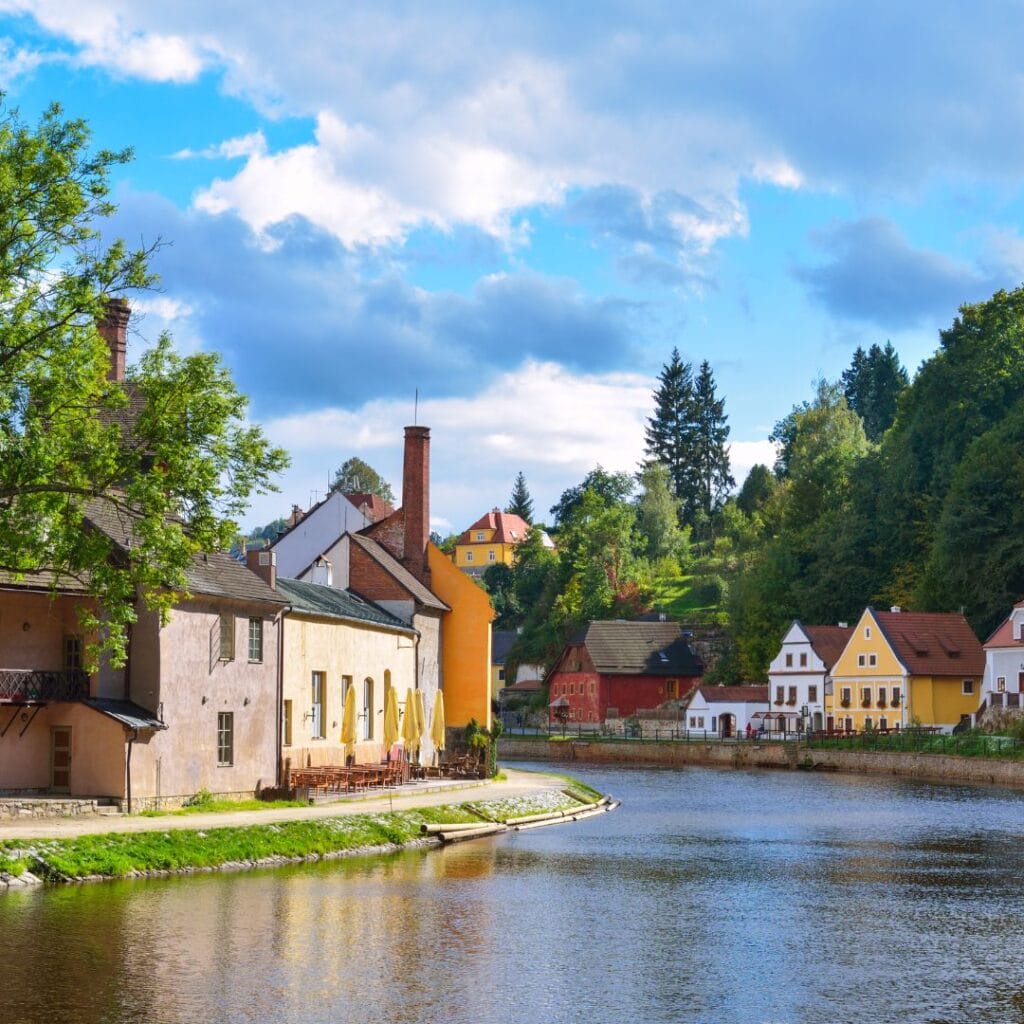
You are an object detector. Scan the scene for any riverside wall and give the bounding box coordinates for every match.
[499,738,1024,789]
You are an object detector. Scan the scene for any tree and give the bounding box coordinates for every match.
[840,341,909,440]
[0,102,288,665]
[635,462,683,561]
[505,470,534,523]
[691,360,734,527]
[329,457,395,503]
[549,466,634,526]
[644,348,697,508]
[736,464,775,517]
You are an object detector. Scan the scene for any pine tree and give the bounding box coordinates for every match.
[644,348,697,510]
[506,470,534,523]
[691,360,734,526]
[841,341,909,440]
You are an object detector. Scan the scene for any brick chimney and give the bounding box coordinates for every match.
[98,297,130,382]
[401,425,431,584]
[246,547,277,590]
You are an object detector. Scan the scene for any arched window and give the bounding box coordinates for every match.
[363,677,374,740]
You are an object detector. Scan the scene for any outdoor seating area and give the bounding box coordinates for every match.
[288,760,409,796]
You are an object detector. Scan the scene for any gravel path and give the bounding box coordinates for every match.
[0,768,561,841]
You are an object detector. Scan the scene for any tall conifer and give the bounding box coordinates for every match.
[692,360,734,524]
[506,470,534,523]
[644,348,697,508]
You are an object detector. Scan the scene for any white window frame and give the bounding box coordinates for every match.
[217,712,234,766]
[962,679,975,695]
[311,671,326,739]
[248,617,263,663]
[997,675,1007,693]
[465,551,474,562]
[219,613,235,662]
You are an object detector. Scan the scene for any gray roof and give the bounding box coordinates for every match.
[575,621,704,676]
[348,532,449,612]
[276,577,416,634]
[84,498,285,608]
[492,630,518,664]
[85,698,167,731]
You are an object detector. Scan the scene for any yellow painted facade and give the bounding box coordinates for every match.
[826,608,981,731]
[428,543,494,728]
[280,612,416,770]
[454,528,517,570]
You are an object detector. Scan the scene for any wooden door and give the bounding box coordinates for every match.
[51,726,71,792]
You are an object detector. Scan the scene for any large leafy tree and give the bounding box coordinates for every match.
[635,462,684,561]
[0,102,288,664]
[329,456,395,503]
[644,348,696,510]
[840,341,909,440]
[505,470,534,523]
[549,466,634,526]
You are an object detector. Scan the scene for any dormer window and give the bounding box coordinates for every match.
[476,531,485,541]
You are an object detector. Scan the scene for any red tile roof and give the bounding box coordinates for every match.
[984,611,1024,649]
[873,610,984,676]
[343,492,394,523]
[457,509,531,545]
[802,624,854,670]
[693,685,769,704]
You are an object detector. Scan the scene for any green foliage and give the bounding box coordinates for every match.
[644,347,697,511]
[329,456,394,503]
[549,466,634,525]
[0,102,288,665]
[691,360,735,527]
[840,341,909,440]
[505,470,534,523]
[636,462,685,561]
[736,464,775,517]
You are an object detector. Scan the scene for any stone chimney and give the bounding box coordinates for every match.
[402,425,431,584]
[98,297,130,382]
[246,547,277,590]
[311,556,332,588]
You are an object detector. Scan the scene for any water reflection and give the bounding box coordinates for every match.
[3,765,1024,1024]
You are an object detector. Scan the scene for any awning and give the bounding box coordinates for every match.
[751,710,802,719]
[549,697,570,708]
[85,698,167,731]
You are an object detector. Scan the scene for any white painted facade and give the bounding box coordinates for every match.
[272,492,368,579]
[684,687,769,738]
[767,622,830,733]
[981,604,1024,713]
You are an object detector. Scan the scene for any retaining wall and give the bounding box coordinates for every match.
[498,738,1024,789]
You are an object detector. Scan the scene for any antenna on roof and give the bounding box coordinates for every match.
[414,388,419,425]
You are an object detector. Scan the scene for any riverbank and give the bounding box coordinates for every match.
[0,769,602,889]
[500,736,1024,789]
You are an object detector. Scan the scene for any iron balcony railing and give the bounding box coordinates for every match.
[0,669,90,703]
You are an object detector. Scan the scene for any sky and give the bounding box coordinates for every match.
[2,2,1024,533]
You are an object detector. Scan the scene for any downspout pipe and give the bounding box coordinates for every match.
[276,607,289,789]
[126,727,138,814]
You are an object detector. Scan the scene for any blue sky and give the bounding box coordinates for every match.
[2,2,1023,532]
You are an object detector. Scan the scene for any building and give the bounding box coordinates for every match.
[545,621,703,725]
[767,621,853,734]
[685,685,769,738]
[270,491,369,580]
[977,600,1024,722]
[490,629,544,707]
[454,509,551,576]
[826,607,984,733]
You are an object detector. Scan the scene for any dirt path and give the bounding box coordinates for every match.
[0,768,563,841]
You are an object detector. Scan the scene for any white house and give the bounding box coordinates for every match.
[685,685,769,739]
[979,600,1024,720]
[272,492,369,580]
[767,621,853,734]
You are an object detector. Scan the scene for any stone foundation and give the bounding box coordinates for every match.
[0,797,109,820]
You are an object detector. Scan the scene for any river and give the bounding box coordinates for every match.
[3,763,1024,1024]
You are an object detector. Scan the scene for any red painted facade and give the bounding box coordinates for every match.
[546,643,699,724]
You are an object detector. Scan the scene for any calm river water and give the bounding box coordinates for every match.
[3,764,1024,1024]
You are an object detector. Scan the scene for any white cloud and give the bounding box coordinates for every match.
[169,130,266,161]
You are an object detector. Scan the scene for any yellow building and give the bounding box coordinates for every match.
[275,576,418,771]
[826,607,984,733]
[454,509,533,574]
[428,543,494,729]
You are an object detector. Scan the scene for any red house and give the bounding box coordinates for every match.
[546,621,703,725]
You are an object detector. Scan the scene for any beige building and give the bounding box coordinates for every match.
[274,575,418,773]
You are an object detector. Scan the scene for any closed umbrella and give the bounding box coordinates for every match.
[414,689,426,760]
[402,688,418,755]
[383,683,400,758]
[431,690,446,763]
[341,684,357,765]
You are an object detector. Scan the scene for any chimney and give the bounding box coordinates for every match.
[311,556,332,588]
[402,425,431,584]
[838,621,848,628]
[98,297,130,382]
[246,547,276,590]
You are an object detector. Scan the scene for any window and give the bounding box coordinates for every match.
[689,716,696,727]
[476,531,484,541]
[844,717,853,733]
[891,686,901,707]
[589,681,596,696]
[808,685,818,703]
[877,686,887,707]
[868,653,877,667]
[841,687,852,706]
[217,712,234,766]
[248,617,263,663]
[775,685,784,705]
[283,700,293,747]
[879,716,888,730]
[697,717,705,728]
[488,550,496,562]
[864,716,873,730]
[342,675,353,704]
[465,551,474,562]
[569,682,575,696]
[63,635,83,671]
[799,653,808,667]
[865,627,872,639]
[363,678,374,740]
[666,679,679,698]
[311,672,326,739]
[219,613,235,661]
[568,708,575,720]
[710,716,717,732]
[861,686,872,707]
[962,679,975,695]
[997,676,1006,693]
[857,654,866,667]
[498,668,505,681]
[785,654,793,667]
[787,685,797,705]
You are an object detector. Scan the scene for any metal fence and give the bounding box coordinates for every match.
[803,730,1024,758]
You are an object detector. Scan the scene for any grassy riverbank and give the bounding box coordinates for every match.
[0,783,596,885]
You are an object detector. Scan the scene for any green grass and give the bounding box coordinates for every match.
[139,798,308,817]
[0,789,601,883]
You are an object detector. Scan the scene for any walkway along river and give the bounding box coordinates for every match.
[3,763,1024,1024]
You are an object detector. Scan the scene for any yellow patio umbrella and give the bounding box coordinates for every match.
[430,689,446,763]
[402,688,418,753]
[341,684,357,764]
[414,689,426,759]
[383,683,400,757]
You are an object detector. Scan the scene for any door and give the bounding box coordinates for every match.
[51,727,71,792]
[826,715,834,733]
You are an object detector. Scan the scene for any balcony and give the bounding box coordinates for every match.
[0,669,90,703]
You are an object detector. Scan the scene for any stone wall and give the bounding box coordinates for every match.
[499,738,1024,789]
[0,797,109,820]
